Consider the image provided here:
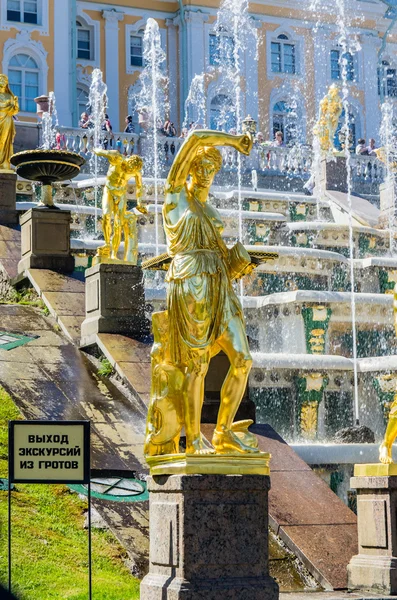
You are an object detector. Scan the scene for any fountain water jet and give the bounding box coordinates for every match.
[88,68,108,232]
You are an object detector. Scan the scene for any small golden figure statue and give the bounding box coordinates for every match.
[144,129,270,471]
[379,283,397,464]
[93,149,146,265]
[0,74,19,171]
[313,84,343,155]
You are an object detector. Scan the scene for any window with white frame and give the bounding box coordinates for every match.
[130,32,143,68]
[378,61,397,98]
[271,34,295,75]
[8,54,39,112]
[7,0,38,24]
[210,94,236,131]
[331,48,355,82]
[209,28,234,68]
[77,20,92,61]
[334,108,357,151]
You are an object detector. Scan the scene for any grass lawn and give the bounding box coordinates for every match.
[0,386,140,600]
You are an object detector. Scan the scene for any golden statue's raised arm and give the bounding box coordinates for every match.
[167,129,253,195]
[93,147,122,163]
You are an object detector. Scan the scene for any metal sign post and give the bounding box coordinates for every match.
[8,420,91,598]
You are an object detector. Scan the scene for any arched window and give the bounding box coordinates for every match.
[334,109,357,151]
[271,34,295,74]
[130,30,144,67]
[210,94,236,131]
[76,19,92,61]
[331,48,355,82]
[378,60,397,98]
[272,101,297,143]
[209,27,234,68]
[8,53,39,112]
[77,86,89,119]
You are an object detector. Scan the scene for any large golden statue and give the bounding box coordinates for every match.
[93,149,146,265]
[143,130,274,474]
[379,284,397,464]
[0,74,19,171]
[313,84,343,155]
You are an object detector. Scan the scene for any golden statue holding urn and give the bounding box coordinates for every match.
[143,130,277,474]
[0,74,19,171]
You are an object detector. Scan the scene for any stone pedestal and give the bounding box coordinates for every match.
[319,156,348,195]
[18,208,74,274]
[80,263,150,345]
[140,474,279,600]
[0,171,18,224]
[379,179,395,229]
[348,466,397,594]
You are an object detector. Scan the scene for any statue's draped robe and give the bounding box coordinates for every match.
[0,93,17,169]
[164,194,242,365]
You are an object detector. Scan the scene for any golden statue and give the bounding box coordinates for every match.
[93,149,146,265]
[379,283,397,464]
[0,74,19,171]
[143,130,274,474]
[313,84,343,155]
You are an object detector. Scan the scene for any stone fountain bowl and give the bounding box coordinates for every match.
[10,149,85,184]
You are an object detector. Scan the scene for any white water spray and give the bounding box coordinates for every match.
[88,69,108,233]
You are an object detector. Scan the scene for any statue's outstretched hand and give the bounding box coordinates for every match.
[238,133,253,156]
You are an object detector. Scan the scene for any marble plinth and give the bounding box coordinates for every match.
[18,207,74,274]
[80,263,150,346]
[320,156,348,195]
[0,171,18,224]
[140,474,279,600]
[348,466,397,594]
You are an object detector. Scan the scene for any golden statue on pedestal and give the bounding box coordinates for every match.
[0,74,19,171]
[93,149,146,265]
[313,84,343,155]
[143,130,275,475]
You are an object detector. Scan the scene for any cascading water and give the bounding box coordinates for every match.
[379,100,396,255]
[41,91,58,150]
[135,18,169,256]
[183,74,206,130]
[88,68,108,233]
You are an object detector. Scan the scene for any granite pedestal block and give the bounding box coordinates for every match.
[319,156,348,195]
[18,208,74,274]
[140,474,279,600]
[80,263,150,345]
[348,474,397,594]
[0,172,18,224]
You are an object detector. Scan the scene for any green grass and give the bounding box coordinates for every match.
[97,358,114,378]
[0,386,140,599]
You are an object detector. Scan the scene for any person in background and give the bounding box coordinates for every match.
[355,138,368,155]
[124,115,135,134]
[79,112,90,129]
[273,130,285,147]
[255,131,264,144]
[367,138,377,156]
[179,127,188,138]
[101,113,113,149]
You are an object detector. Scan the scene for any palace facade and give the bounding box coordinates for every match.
[0,0,394,143]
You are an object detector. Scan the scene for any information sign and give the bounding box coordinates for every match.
[9,421,90,484]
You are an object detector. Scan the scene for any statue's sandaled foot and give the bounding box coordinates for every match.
[186,436,215,456]
[379,442,393,464]
[212,428,260,454]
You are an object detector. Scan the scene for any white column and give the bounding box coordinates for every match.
[166,18,179,127]
[53,0,73,126]
[185,10,208,90]
[102,9,124,131]
[361,33,381,141]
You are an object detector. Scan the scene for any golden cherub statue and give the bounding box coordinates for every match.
[144,129,265,464]
[0,74,19,171]
[313,84,343,155]
[379,283,397,464]
[93,149,146,265]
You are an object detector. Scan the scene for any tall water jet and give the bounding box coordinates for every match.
[183,74,206,130]
[41,91,58,150]
[379,100,396,255]
[88,68,108,232]
[135,18,169,255]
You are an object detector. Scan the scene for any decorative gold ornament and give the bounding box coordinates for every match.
[379,284,397,463]
[300,401,319,440]
[0,74,19,171]
[144,129,273,474]
[93,149,146,265]
[313,84,343,155]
